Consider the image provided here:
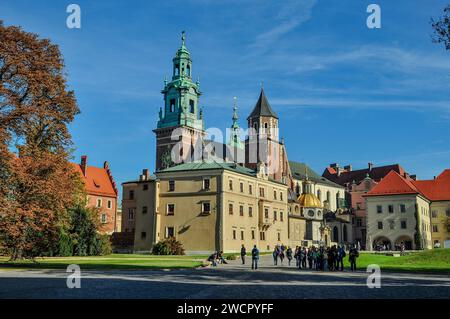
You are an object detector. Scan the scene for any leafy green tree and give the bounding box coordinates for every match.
[431,4,450,50]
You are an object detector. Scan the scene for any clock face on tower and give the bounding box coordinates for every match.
[161,146,173,169]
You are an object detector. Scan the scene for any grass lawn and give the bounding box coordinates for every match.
[342,249,450,274]
[0,254,207,270]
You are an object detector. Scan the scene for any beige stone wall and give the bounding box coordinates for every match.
[133,180,159,252]
[157,171,219,254]
[121,183,138,233]
[221,170,289,253]
[430,201,450,248]
[366,194,432,250]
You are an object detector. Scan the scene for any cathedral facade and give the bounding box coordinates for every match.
[121,33,351,253]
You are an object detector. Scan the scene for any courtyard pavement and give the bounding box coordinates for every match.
[0,255,449,299]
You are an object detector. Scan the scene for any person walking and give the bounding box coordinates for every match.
[286,246,293,266]
[294,246,300,267]
[272,246,279,266]
[279,248,285,265]
[240,244,246,265]
[251,245,259,270]
[349,244,359,271]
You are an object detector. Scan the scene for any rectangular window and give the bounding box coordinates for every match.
[260,187,265,197]
[251,230,255,240]
[189,99,195,113]
[142,206,148,214]
[280,192,283,201]
[277,232,281,241]
[101,213,107,224]
[107,200,112,209]
[280,211,284,222]
[239,205,244,216]
[248,206,253,217]
[240,182,244,193]
[264,208,269,219]
[432,225,439,233]
[128,208,135,220]
[377,205,382,214]
[389,220,395,230]
[166,227,174,238]
[249,184,253,195]
[446,209,450,217]
[229,203,233,215]
[97,199,102,208]
[202,202,211,215]
[401,220,407,229]
[259,232,266,241]
[431,210,438,218]
[273,211,277,221]
[240,230,244,240]
[229,180,233,191]
[167,204,175,216]
[168,180,175,192]
[400,204,406,213]
[141,232,146,239]
[129,190,134,200]
[273,190,277,200]
[232,230,236,240]
[377,221,383,230]
[388,205,394,213]
[203,178,210,190]
[143,184,148,191]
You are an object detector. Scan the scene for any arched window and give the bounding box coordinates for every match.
[333,226,339,243]
[343,224,348,242]
[326,191,331,203]
[186,64,191,76]
[317,189,322,201]
[175,64,180,76]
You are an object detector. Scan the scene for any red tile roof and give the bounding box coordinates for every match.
[413,169,450,201]
[323,164,405,186]
[365,169,450,201]
[365,170,420,197]
[72,162,118,198]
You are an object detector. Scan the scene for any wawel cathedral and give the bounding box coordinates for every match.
[120,33,352,253]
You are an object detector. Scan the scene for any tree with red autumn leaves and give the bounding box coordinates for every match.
[0,20,83,260]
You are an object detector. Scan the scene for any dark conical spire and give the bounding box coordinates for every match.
[247,88,278,120]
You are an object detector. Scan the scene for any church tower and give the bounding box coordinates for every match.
[245,88,290,184]
[153,32,205,170]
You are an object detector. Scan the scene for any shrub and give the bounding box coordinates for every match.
[152,237,185,255]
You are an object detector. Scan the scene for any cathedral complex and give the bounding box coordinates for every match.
[119,33,449,253]
[120,33,349,253]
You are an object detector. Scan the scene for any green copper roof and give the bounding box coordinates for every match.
[289,161,343,188]
[157,160,255,176]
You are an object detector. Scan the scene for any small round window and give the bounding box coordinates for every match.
[308,210,315,217]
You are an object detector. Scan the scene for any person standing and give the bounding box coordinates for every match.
[240,244,246,265]
[286,246,293,266]
[307,247,313,269]
[349,244,359,271]
[336,245,345,271]
[273,246,279,266]
[251,245,259,270]
[294,246,300,267]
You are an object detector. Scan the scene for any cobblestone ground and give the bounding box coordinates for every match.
[0,255,449,299]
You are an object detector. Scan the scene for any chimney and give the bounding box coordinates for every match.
[368,162,373,171]
[330,163,339,169]
[80,155,87,177]
[410,175,417,180]
[143,169,149,179]
[344,165,352,172]
[337,166,343,177]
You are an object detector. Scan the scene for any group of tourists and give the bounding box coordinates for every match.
[237,243,360,271]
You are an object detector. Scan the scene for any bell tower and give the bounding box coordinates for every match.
[154,32,205,170]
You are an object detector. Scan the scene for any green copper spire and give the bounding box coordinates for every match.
[229,97,243,149]
[157,32,203,131]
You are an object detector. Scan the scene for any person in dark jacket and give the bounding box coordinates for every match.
[336,245,346,271]
[240,244,246,265]
[349,245,359,271]
[251,245,259,270]
[286,247,293,266]
[272,246,279,265]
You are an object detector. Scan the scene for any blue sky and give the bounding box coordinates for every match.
[2,0,449,188]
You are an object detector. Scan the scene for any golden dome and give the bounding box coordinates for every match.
[298,193,322,208]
